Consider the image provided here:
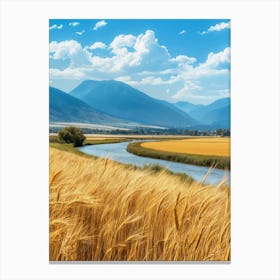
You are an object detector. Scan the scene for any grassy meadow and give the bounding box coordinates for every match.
[49,146,230,261]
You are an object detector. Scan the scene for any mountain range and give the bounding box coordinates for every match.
[49,87,127,125]
[50,80,230,129]
[69,80,198,128]
[175,98,230,129]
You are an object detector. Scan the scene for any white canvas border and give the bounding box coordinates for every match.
[0,0,279,279]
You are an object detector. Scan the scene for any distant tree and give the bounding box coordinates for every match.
[216,128,230,137]
[58,126,86,147]
[216,129,223,136]
[222,129,230,136]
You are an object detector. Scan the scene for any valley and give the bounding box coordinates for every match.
[50,80,230,132]
[49,79,231,261]
[48,19,231,263]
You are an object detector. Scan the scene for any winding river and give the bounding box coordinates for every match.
[79,141,230,186]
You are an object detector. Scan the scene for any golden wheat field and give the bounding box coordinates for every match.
[141,137,230,157]
[49,147,230,261]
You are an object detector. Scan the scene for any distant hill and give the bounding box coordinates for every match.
[49,87,128,125]
[191,98,229,119]
[69,80,198,128]
[175,101,205,114]
[201,105,230,128]
[175,98,230,129]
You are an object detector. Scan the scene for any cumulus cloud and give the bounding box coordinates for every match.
[208,21,230,32]
[50,30,172,74]
[170,55,196,66]
[49,36,229,79]
[90,30,171,72]
[69,22,80,27]
[172,47,230,81]
[110,34,136,53]
[205,47,230,65]
[49,40,81,60]
[49,40,90,67]
[88,42,107,50]
[200,21,230,35]
[133,30,171,70]
[49,29,230,103]
[93,20,107,30]
[170,48,230,101]
[198,47,230,70]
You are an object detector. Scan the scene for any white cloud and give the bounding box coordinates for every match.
[115,75,132,83]
[88,30,171,73]
[49,24,63,30]
[134,30,157,53]
[174,47,230,80]
[190,68,229,78]
[137,69,177,76]
[49,30,230,104]
[170,55,196,66]
[69,22,80,27]
[49,40,91,67]
[88,42,107,50]
[49,24,57,30]
[76,30,85,35]
[128,74,180,88]
[172,81,202,100]
[200,21,230,35]
[170,48,230,102]
[49,40,81,60]
[209,21,230,32]
[133,30,171,70]
[110,34,136,54]
[139,76,165,86]
[50,67,87,79]
[199,47,230,69]
[172,92,219,104]
[49,38,229,82]
[93,20,107,30]
[141,75,180,86]
[179,30,186,35]
[50,30,172,75]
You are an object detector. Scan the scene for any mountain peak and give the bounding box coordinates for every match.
[69,80,198,128]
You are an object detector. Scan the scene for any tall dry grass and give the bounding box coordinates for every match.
[49,147,230,261]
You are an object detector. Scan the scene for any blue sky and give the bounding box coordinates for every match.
[49,19,230,104]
